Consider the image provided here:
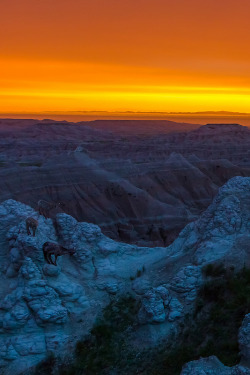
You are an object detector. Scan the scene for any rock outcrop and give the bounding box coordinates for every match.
[170,176,250,268]
[181,356,250,375]
[0,176,250,373]
[0,199,170,373]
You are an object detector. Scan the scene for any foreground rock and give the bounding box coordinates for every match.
[0,200,171,374]
[181,356,250,375]
[0,176,250,373]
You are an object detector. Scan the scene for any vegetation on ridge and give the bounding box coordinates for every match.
[36,265,250,375]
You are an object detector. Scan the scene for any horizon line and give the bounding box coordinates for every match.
[1,110,250,116]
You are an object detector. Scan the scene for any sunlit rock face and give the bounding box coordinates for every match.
[0,176,250,373]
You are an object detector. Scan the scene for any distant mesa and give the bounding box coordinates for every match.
[195,123,250,134]
[205,123,247,128]
[205,123,245,127]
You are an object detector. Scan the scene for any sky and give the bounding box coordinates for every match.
[1,0,250,117]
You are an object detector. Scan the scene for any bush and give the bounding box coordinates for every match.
[60,294,140,375]
[35,353,56,375]
[202,263,226,277]
[129,266,146,281]
[41,268,250,375]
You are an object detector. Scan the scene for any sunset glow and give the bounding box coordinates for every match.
[1,0,250,116]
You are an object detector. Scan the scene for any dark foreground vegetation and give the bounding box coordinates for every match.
[36,265,250,375]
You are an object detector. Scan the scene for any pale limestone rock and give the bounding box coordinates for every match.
[138,285,183,324]
[12,334,46,356]
[138,288,167,324]
[169,176,250,268]
[168,297,183,322]
[0,177,249,373]
[132,278,151,295]
[170,265,202,303]
[43,263,61,277]
[181,356,232,375]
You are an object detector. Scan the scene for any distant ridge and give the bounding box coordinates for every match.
[1,113,250,127]
[2,110,250,116]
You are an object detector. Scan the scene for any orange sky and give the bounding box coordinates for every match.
[1,0,250,116]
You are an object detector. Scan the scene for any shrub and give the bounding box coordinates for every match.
[130,266,146,281]
[202,263,226,277]
[35,353,56,375]
[41,268,250,375]
[60,294,140,375]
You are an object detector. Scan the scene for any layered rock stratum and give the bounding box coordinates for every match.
[0,120,250,248]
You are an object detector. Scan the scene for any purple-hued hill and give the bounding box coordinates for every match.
[0,119,249,247]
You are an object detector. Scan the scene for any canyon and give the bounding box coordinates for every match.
[0,120,249,248]
[0,119,250,374]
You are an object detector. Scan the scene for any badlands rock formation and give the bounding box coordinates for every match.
[0,176,250,373]
[0,120,250,247]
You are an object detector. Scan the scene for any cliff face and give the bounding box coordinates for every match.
[0,176,250,374]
